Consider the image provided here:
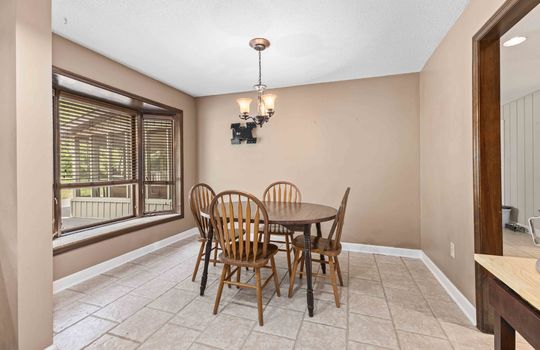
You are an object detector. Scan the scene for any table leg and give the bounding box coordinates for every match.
[303,224,315,317]
[200,227,214,296]
[494,313,515,350]
[316,223,326,274]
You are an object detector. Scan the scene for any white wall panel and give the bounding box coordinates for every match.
[510,101,518,209]
[534,92,540,221]
[524,95,534,221]
[502,90,540,226]
[503,104,511,204]
[517,99,525,224]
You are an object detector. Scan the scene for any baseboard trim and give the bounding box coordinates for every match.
[342,242,423,259]
[421,252,477,326]
[53,227,199,294]
[53,234,477,326]
[342,242,476,326]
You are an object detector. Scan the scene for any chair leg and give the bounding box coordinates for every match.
[299,252,305,279]
[288,248,300,298]
[227,266,233,289]
[328,257,340,308]
[255,268,264,326]
[191,241,205,282]
[270,256,281,297]
[335,256,344,287]
[213,264,229,314]
[213,240,219,266]
[284,234,292,278]
[236,265,241,289]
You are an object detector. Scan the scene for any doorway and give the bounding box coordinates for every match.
[500,5,540,259]
[473,0,540,333]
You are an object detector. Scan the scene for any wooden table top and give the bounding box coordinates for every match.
[201,201,337,226]
[475,254,540,311]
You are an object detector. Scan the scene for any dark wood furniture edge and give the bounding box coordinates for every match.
[202,202,338,226]
[53,214,183,255]
[488,277,540,349]
[269,215,336,226]
[472,0,540,333]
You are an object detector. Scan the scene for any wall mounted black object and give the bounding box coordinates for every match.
[231,122,257,144]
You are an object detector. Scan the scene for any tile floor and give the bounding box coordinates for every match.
[53,236,535,349]
[503,228,540,259]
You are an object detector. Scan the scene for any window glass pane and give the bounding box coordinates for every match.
[60,184,134,232]
[143,118,174,182]
[145,184,173,213]
[58,95,138,186]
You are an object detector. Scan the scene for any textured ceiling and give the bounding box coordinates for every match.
[501,5,540,104]
[52,0,469,97]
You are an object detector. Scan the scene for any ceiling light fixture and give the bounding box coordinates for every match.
[503,36,527,47]
[236,38,276,128]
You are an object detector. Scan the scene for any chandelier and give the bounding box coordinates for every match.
[236,38,276,127]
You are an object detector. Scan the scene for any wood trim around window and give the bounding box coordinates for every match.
[52,67,185,246]
[53,214,183,255]
[52,66,184,114]
[472,0,540,333]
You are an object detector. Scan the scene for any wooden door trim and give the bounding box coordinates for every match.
[472,0,540,333]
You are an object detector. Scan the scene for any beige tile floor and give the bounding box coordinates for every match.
[53,236,535,349]
[503,228,540,259]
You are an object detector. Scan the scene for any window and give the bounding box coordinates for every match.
[143,117,175,214]
[53,91,180,236]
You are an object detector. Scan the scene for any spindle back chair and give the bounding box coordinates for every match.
[209,190,281,326]
[262,181,303,278]
[189,183,220,281]
[289,188,350,308]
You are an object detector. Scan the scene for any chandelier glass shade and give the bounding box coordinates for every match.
[236,38,276,127]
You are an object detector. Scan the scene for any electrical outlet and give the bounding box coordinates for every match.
[450,242,455,258]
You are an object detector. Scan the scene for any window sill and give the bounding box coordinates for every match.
[53,213,183,255]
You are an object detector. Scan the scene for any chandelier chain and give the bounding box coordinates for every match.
[258,50,262,86]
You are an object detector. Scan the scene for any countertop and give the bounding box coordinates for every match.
[475,254,540,311]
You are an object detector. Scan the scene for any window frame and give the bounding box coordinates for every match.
[141,115,177,216]
[52,69,184,238]
[54,92,141,233]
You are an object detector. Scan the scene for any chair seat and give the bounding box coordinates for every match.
[291,235,341,256]
[219,242,279,267]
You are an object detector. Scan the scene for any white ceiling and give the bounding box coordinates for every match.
[52,0,469,97]
[501,5,540,104]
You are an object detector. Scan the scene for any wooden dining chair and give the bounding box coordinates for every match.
[189,183,220,281]
[262,181,302,277]
[210,191,281,326]
[288,188,350,308]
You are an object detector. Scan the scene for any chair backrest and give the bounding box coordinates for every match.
[263,181,302,203]
[327,188,351,249]
[209,191,270,262]
[189,183,216,239]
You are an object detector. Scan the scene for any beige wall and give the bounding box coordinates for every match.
[197,74,420,248]
[0,0,53,348]
[0,0,18,347]
[419,0,506,304]
[52,34,198,279]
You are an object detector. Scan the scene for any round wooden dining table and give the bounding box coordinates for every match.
[199,201,337,317]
